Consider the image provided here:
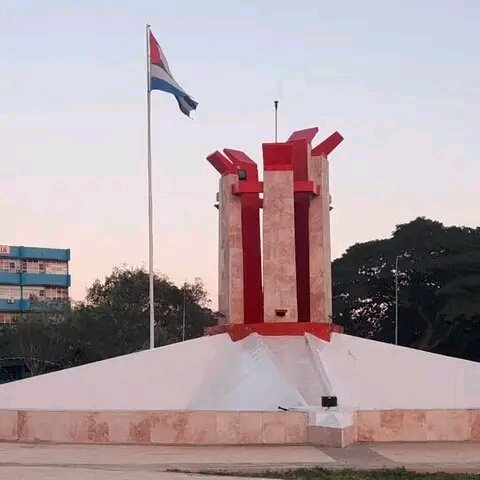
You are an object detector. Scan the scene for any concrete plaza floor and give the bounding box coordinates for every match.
[0,442,479,479]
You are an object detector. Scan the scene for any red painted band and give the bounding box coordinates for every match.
[294,180,319,195]
[263,164,293,171]
[232,181,263,195]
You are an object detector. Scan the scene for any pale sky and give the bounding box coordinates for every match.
[1,0,479,304]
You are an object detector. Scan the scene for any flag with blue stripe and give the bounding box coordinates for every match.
[149,31,198,117]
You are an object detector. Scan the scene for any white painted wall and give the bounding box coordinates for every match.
[0,334,305,411]
[1,332,479,412]
[310,333,480,410]
[0,334,229,410]
[262,336,329,404]
[188,335,304,410]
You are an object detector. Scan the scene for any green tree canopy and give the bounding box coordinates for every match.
[72,267,217,362]
[0,267,217,379]
[333,217,480,361]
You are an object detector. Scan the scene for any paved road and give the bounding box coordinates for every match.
[0,442,479,479]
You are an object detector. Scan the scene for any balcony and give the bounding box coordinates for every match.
[21,247,70,262]
[0,272,21,285]
[0,299,28,312]
[0,298,72,313]
[22,273,71,287]
[0,272,70,287]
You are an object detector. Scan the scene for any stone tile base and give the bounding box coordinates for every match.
[308,409,480,447]
[1,408,479,446]
[357,409,480,443]
[0,410,307,445]
[308,424,357,447]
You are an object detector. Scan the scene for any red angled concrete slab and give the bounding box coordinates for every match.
[288,127,319,143]
[311,131,344,156]
[223,148,257,165]
[206,151,237,176]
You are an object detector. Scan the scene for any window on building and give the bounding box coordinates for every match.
[45,287,68,300]
[0,286,21,300]
[0,259,19,272]
[24,287,41,300]
[0,313,21,324]
[45,261,68,275]
[0,313,13,325]
[22,287,69,302]
[0,259,68,275]
[28,260,39,273]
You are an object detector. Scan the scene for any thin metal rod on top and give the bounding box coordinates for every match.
[274,100,279,142]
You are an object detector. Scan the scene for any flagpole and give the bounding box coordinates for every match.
[146,23,155,349]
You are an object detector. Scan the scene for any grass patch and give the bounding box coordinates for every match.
[193,467,480,479]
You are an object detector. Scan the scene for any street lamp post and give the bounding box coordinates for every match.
[182,282,186,342]
[394,255,400,345]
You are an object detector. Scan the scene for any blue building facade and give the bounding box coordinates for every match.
[0,245,71,324]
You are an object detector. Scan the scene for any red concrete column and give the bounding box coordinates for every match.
[262,143,298,323]
[291,139,311,323]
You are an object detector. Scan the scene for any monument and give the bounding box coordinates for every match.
[205,127,344,339]
[0,126,479,447]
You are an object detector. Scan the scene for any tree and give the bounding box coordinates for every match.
[69,267,218,362]
[0,267,218,380]
[0,301,72,376]
[333,217,480,361]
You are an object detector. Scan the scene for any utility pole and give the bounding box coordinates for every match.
[395,255,400,345]
[182,281,187,342]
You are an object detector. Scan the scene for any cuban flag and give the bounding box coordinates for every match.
[149,31,198,117]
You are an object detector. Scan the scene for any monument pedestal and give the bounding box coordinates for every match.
[205,322,343,342]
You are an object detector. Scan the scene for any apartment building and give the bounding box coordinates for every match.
[0,245,71,324]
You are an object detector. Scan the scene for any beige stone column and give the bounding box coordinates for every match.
[308,153,332,323]
[262,143,298,323]
[218,174,244,324]
[321,156,333,321]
